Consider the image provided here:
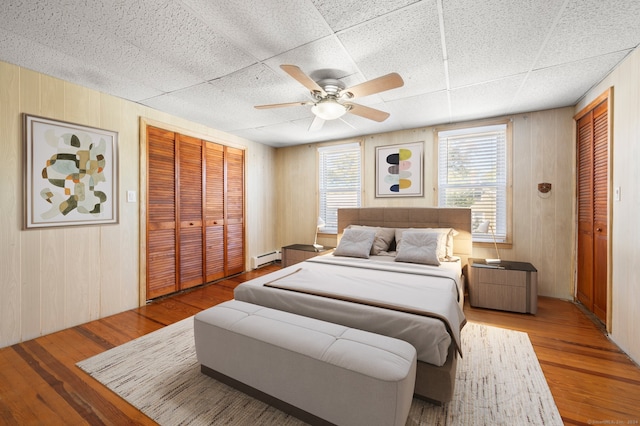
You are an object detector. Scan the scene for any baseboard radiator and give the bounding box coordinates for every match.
[250,250,281,269]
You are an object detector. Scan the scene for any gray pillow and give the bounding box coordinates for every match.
[334,228,377,258]
[395,230,441,266]
[395,227,456,260]
[348,225,395,255]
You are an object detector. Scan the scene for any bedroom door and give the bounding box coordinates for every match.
[576,93,609,323]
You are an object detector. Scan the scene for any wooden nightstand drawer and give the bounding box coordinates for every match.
[477,268,527,287]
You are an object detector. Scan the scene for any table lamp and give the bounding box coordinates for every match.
[477,220,501,263]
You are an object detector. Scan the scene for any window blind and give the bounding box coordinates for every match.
[318,143,361,234]
[438,124,507,242]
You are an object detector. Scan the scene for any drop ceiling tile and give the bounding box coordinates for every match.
[337,0,446,100]
[311,0,420,32]
[181,0,332,61]
[385,91,452,128]
[141,87,228,130]
[296,117,363,140]
[513,51,631,113]
[0,1,69,41]
[234,120,327,146]
[252,120,310,141]
[444,0,566,88]
[104,1,256,81]
[263,37,360,82]
[1,2,209,93]
[6,0,256,82]
[0,29,162,102]
[143,64,323,134]
[208,64,318,123]
[536,0,640,69]
[449,75,525,122]
[341,108,402,134]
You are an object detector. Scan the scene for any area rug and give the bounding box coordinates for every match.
[77,317,562,425]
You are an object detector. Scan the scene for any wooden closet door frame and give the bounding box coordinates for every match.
[139,118,247,305]
[574,87,613,330]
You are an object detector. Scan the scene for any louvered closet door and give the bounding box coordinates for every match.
[178,134,204,290]
[147,127,177,299]
[576,98,608,323]
[592,101,608,321]
[225,146,245,275]
[577,112,594,310]
[145,125,246,299]
[205,142,225,282]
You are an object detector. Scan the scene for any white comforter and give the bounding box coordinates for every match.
[234,255,466,366]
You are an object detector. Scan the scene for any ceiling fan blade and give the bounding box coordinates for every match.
[281,64,326,96]
[346,103,390,122]
[308,115,325,132]
[341,73,404,99]
[254,101,311,109]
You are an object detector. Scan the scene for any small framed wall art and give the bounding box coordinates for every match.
[23,114,119,228]
[375,141,424,197]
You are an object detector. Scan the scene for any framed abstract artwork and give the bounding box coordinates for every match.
[375,142,424,197]
[23,114,118,228]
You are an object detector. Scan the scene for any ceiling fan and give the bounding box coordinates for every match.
[255,65,404,131]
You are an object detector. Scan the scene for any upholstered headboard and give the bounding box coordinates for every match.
[337,207,472,268]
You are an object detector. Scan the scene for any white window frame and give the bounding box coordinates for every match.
[437,121,512,244]
[318,142,362,234]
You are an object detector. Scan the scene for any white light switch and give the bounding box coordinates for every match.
[127,190,137,203]
[614,186,621,201]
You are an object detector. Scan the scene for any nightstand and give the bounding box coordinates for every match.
[467,258,538,314]
[281,244,334,268]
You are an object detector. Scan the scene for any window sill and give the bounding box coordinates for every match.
[473,241,513,249]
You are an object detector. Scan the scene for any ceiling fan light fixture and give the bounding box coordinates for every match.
[311,99,347,120]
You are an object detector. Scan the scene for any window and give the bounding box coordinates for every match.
[318,143,362,234]
[437,123,510,243]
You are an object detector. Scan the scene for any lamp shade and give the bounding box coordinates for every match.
[313,216,325,249]
[311,99,347,120]
[476,220,490,233]
[476,220,500,263]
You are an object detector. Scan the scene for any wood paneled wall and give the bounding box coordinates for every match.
[577,47,640,365]
[275,109,576,300]
[0,60,277,348]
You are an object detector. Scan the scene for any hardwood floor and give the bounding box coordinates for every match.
[1,264,639,425]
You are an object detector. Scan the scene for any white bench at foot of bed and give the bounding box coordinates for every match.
[194,300,417,426]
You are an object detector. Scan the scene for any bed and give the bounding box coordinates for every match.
[234,207,472,404]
